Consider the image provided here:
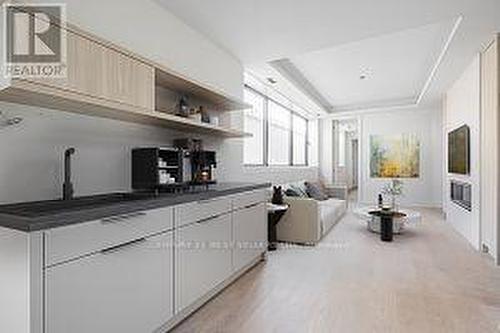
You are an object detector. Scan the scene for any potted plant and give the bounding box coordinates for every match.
[381,179,404,211]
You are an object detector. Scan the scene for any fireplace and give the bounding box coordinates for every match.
[450,180,472,211]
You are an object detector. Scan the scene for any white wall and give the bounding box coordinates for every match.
[0,102,200,203]
[443,56,481,249]
[319,118,334,183]
[358,108,443,207]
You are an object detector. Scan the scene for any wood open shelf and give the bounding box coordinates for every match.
[0,80,251,138]
[155,69,249,111]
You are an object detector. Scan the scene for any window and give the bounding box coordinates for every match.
[292,114,307,165]
[268,101,291,165]
[243,86,315,167]
[308,119,319,166]
[243,89,265,165]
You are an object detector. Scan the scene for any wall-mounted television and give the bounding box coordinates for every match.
[448,125,470,175]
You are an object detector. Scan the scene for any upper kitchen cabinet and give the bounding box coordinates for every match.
[0,14,249,138]
[29,29,154,110]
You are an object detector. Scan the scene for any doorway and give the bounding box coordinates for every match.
[333,118,359,204]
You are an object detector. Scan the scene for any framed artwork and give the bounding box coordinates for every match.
[370,133,420,178]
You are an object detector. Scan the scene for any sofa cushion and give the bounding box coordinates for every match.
[318,198,347,236]
[305,181,328,201]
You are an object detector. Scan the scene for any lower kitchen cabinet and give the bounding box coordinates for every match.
[175,213,233,313]
[45,231,173,333]
[232,203,267,272]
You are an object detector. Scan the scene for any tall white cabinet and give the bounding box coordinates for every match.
[480,35,500,265]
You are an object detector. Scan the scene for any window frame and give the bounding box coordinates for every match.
[242,87,267,167]
[291,113,308,167]
[243,85,310,167]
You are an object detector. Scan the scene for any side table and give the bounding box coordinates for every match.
[267,203,289,251]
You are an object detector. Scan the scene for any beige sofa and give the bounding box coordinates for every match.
[276,182,348,245]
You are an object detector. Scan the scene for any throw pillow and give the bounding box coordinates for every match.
[285,187,301,197]
[305,181,329,201]
[290,184,308,197]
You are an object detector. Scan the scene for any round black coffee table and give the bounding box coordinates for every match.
[368,210,407,242]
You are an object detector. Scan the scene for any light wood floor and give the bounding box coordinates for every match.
[171,207,500,333]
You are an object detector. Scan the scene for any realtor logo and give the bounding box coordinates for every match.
[3,3,66,78]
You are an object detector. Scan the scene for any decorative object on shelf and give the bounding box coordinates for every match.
[210,115,220,126]
[381,179,404,211]
[370,133,420,178]
[177,96,190,117]
[187,106,204,123]
[271,186,284,205]
[200,106,210,123]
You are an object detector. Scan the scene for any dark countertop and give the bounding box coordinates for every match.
[0,183,270,232]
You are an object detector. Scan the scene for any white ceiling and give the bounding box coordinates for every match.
[156,0,500,112]
[290,20,456,111]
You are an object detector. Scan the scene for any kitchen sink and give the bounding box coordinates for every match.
[0,193,157,218]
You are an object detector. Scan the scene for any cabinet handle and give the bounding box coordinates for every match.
[101,211,147,224]
[232,202,263,212]
[196,213,225,224]
[100,237,147,255]
[196,197,223,205]
[241,202,262,210]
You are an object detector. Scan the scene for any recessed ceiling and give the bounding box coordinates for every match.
[289,20,457,111]
[156,0,500,111]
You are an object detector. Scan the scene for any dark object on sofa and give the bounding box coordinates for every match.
[305,182,328,201]
[272,186,284,204]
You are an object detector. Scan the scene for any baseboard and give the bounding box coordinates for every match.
[155,253,266,333]
[358,201,442,209]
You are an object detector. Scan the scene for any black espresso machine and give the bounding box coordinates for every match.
[190,150,217,184]
[131,147,217,192]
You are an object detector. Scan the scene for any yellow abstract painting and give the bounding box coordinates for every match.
[370,134,420,178]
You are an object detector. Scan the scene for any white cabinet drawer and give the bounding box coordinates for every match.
[175,196,232,228]
[175,213,232,313]
[233,203,267,272]
[45,207,173,267]
[232,189,267,210]
[45,231,173,333]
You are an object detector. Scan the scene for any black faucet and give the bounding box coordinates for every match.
[63,148,76,200]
